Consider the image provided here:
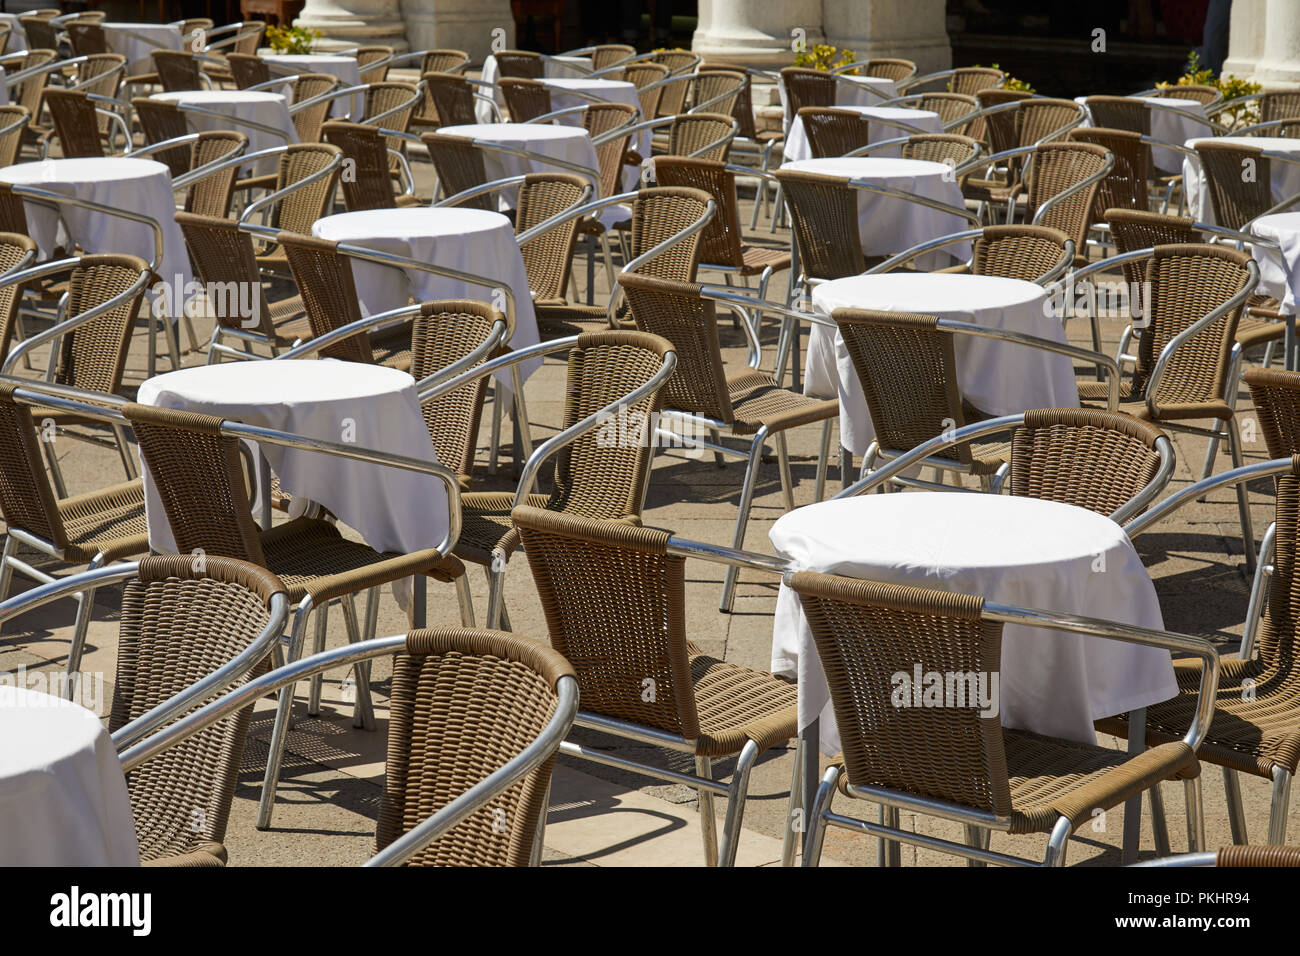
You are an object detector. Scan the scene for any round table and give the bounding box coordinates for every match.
[1076,95,1209,174]
[1183,135,1300,226]
[137,360,448,605]
[151,90,298,171]
[780,156,972,267]
[311,207,542,391]
[261,52,362,120]
[0,156,191,304]
[803,273,1078,456]
[103,22,184,74]
[783,105,943,163]
[1249,212,1300,368]
[477,52,592,123]
[437,122,601,202]
[0,685,140,865]
[769,492,1177,753]
[780,73,898,133]
[542,76,647,189]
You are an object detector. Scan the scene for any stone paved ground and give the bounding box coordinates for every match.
[0,151,1284,867]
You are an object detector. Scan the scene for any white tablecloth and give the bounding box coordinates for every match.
[1249,212,1300,312]
[780,74,898,133]
[477,53,591,123]
[103,22,183,74]
[0,14,27,53]
[136,360,449,604]
[1183,136,1300,225]
[783,105,942,163]
[151,90,298,173]
[437,122,601,206]
[0,157,192,310]
[1076,95,1209,174]
[261,53,362,120]
[311,208,542,391]
[780,156,972,269]
[770,493,1177,752]
[804,273,1079,456]
[0,685,140,866]
[542,76,647,190]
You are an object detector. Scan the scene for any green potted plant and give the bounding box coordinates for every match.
[793,43,860,75]
[266,24,321,56]
[1156,51,1261,129]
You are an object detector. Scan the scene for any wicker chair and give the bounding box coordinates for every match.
[1245,367,1300,458]
[1071,127,1149,217]
[797,106,870,159]
[43,88,107,158]
[690,68,745,117]
[66,20,107,57]
[152,50,205,92]
[236,143,343,278]
[1083,95,1150,134]
[226,52,271,89]
[499,77,551,123]
[495,49,543,80]
[949,67,1006,96]
[568,102,638,304]
[131,96,191,175]
[1155,84,1220,106]
[781,67,837,119]
[666,111,735,161]
[408,50,470,129]
[422,131,492,209]
[591,44,635,72]
[324,119,424,210]
[514,505,799,866]
[515,172,592,336]
[119,400,468,830]
[18,17,57,52]
[289,73,339,143]
[651,50,697,118]
[0,105,27,169]
[619,273,838,611]
[354,45,393,83]
[794,570,1211,866]
[864,58,917,84]
[1195,140,1273,230]
[1023,140,1110,258]
[10,49,59,152]
[964,96,1083,220]
[958,223,1074,282]
[774,168,873,282]
[624,62,669,121]
[899,131,981,168]
[916,91,979,131]
[423,71,479,127]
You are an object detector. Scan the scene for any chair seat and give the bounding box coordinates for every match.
[877,438,1011,476]
[963,177,1021,205]
[534,300,612,336]
[56,477,150,563]
[259,516,462,604]
[1097,655,1300,779]
[1078,380,1233,423]
[264,293,313,345]
[725,369,838,435]
[454,491,553,566]
[142,842,228,867]
[732,244,792,276]
[685,641,797,756]
[371,326,412,373]
[1238,311,1285,351]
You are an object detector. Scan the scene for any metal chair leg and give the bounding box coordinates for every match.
[0,535,16,606]
[801,765,840,867]
[1269,766,1293,845]
[1223,767,1248,845]
[112,424,138,479]
[256,598,315,830]
[307,601,329,716]
[455,572,475,627]
[339,594,375,731]
[1226,421,1257,574]
[840,445,853,491]
[1185,776,1206,852]
[1149,782,1171,856]
[781,736,803,867]
[720,428,768,612]
[775,431,795,512]
[42,436,68,499]
[878,805,901,866]
[964,824,989,866]
[696,755,719,866]
[487,380,503,475]
[814,419,832,502]
[64,555,106,699]
[1043,816,1071,866]
[718,739,759,867]
[486,555,507,630]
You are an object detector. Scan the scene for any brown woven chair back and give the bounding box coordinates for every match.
[110,554,286,863]
[591,44,635,72]
[0,379,68,549]
[1196,141,1272,230]
[0,106,28,168]
[77,53,125,100]
[277,231,372,363]
[44,88,103,158]
[653,156,744,269]
[790,569,1013,814]
[175,212,275,338]
[363,80,417,130]
[1217,844,1300,867]
[1016,98,1083,147]
[584,101,636,198]
[153,50,204,91]
[781,67,837,115]
[121,402,268,565]
[699,62,758,138]
[423,49,470,74]
[969,87,1029,149]
[227,52,270,89]
[355,45,392,83]
[0,183,29,237]
[656,74,693,118]
[231,22,265,56]
[514,505,701,740]
[1107,208,1199,287]
[133,97,191,176]
[949,67,1004,96]
[68,22,106,56]
[773,168,864,281]
[376,626,575,866]
[626,186,710,282]
[971,224,1071,281]
[19,17,57,51]
[324,120,397,210]
[516,172,587,299]
[916,92,978,130]
[500,76,551,122]
[411,299,503,484]
[185,130,247,218]
[1245,368,1300,457]
[798,106,869,159]
[1155,84,1218,105]
[1261,92,1300,125]
[622,62,668,121]
[422,131,492,210]
[616,272,735,422]
[1248,457,1300,688]
[0,231,35,356]
[1009,407,1165,515]
[10,49,57,120]
[495,50,543,80]
[268,142,342,236]
[290,73,338,142]
[900,132,980,168]
[1083,96,1150,135]
[667,111,733,161]
[690,69,745,117]
[58,255,149,396]
[653,49,698,73]
[833,308,976,465]
[1024,140,1109,249]
[865,58,916,83]
[423,72,478,127]
[1071,127,1149,217]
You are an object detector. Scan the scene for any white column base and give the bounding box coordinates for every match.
[296,0,409,53]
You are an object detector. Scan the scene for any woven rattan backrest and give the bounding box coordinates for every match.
[834,309,973,463]
[227,52,270,89]
[1255,457,1300,675]
[1025,141,1108,248]
[44,88,102,158]
[153,50,203,91]
[1157,84,1218,105]
[544,330,672,518]
[592,44,635,72]
[624,62,669,120]
[0,183,29,238]
[363,81,418,142]
[1009,408,1164,515]
[781,67,837,116]
[231,22,265,56]
[583,102,636,198]
[19,18,57,51]
[11,49,57,119]
[1245,368,1300,458]
[626,186,709,282]
[422,131,491,210]
[971,224,1070,281]
[1217,844,1300,867]
[950,68,1005,96]
[516,172,586,299]
[917,92,978,129]
[1016,98,1083,148]
[377,626,574,867]
[1196,141,1271,230]
[798,106,869,159]
[423,72,477,126]
[133,97,191,176]
[410,299,502,482]
[495,50,543,80]
[269,143,341,235]
[110,554,285,862]
[0,380,67,549]
[900,132,980,168]
[0,24,11,56]
[1107,208,1199,287]
[790,569,1012,813]
[277,231,372,363]
[355,46,392,83]
[1135,243,1252,405]
[77,53,124,101]
[289,73,337,142]
[617,272,734,423]
[652,51,696,117]
[970,88,1029,154]
[176,211,273,337]
[58,255,147,395]
[1071,127,1148,217]
[667,111,733,161]
[653,156,743,268]
[690,69,744,117]
[1262,92,1300,125]
[774,168,864,281]
[122,402,267,564]
[0,106,28,168]
[1083,96,1150,135]
[499,77,551,123]
[865,58,916,83]
[185,130,247,218]
[0,232,35,356]
[324,120,396,210]
[653,49,698,73]
[423,49,470,74]
[514,505,699,740]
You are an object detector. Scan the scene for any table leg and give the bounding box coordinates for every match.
[1122,706,1146,864]
[1287,314,1298,371]
[409,573,426,629]
[839,445,853,491]
[800,716,819,859]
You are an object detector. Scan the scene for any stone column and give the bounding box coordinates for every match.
[1252,0,1300,89]
[295,0,409,53]
[822,0,951,76]
[1222,0,1265,79]
[400,0,517,64]
[692,0,826,70]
